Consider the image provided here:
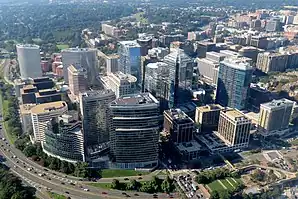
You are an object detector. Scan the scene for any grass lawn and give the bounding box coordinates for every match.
[89,182,111,189]
[291,139,298,145]
[48,192,67,199]
[101,169,150,178]
[56,44,69,50]
[206,178,242,192]
[0,97,17,144]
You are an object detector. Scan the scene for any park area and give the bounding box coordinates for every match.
[206,177,242,193]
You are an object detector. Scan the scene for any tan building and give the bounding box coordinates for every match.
[106,54,119,74]
[256,52,288,73]
[100,71,137,98]
[259,98,294,136]
[217,109,251,148]
[31,101,68,142]
[68,64,87,97]
[195,104,224,132]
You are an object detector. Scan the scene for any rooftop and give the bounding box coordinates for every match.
[80,89,114,99]
[68,64,86,74]
[111,93,158,106]
[165,108,194,123]
[31,101,67,114]
[146,62,168,69]
[220,57,252,71]
[61,48,97,52]
[223,109,250,121]
[16,44,40,49]
[197,104,224,112]
[175,141,202,153]
[119,40,141,48]
[261,98,294,109]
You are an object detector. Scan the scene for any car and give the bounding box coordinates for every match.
[122,192,127,195]
[83,188,89,192]
[124,178,129,181]
[102,192,108,194]
[48,178,51,180]
[69,183,75,186]
[23,165,26,168]
[61,182,65,185]
[138,177,142,180]
[52,173,56,175]
[16,160,19,163]
[65,191,69,194]
[134,193,139,196]
[44,168,48,171]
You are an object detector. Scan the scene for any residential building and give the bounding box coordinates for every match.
[31,101,68,142]
[68,64,87,96]
[79,90,116,152]
[247,84,271,112]
[163,49,194,108]
[196,51,226,86]
[217,109,251,149]
[195,104,224,132]
[258,98,294,136]
[106,54,119,74]
[118,41,141,83]
[61,48,98,84]
[256,52,288,73]
[100,71,137,98]
[164,108,194,143]
[195,41,216,58]
[16,44,42,79]
[109,93,160,169]
[216,57,253,110]
[42,113,85,163]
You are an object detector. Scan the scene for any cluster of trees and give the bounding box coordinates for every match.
[250,169,278,184]
[111,176,175,194]
[18,142,89,178]
[0,163,36,199]
[242,187,281,199]
[1,84,22,138]
[196,168,240,184]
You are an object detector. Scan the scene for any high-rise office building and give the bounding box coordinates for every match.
[16,44,42,79]
[68,64,87,97]
[195,104,224,132]
[109,93,160,169]
[258,98,294,135]
[144,62,170,109]
[42,113,85,163]
[163,109,194,143]
[61,48,98,84]
[100,71,137,98]
[217,109,251,148]
[195,41,216,58]
[137,35,153,56]
[216,57,253,110]
[31,101,68,142]
[79,90,116,151]
[118,41,141,83]
[265,19,280,32]
[164,49,194,108]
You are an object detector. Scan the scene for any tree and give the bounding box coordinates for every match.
[22,145,37,157]
[218,190,231,199]
[111,179,121,189]
[126,179,140,191]
[161,176,174,193]
[210,190,220,199]
[74,162,89,178]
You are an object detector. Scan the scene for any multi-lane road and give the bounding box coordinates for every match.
[0,98,176,199]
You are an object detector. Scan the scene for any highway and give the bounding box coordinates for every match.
[0,95,176,199]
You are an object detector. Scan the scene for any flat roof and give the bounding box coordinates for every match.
[20,104,37,114]
[224,109,248,120]
[61,48,97,52]
[220,57,252,71]
[119,40,140,48]
[175,141,202,153]
[261,98,294,109]
[165,108,194,123]
[31,101,67,114]
[16,44,39,49]
[197,104,224,112]
[111,93,158,106]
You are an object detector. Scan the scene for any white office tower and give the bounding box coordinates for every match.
[31,101,68,142]
[109,93,160,169]
[118,41,141,83]
[16,44,42,79]
[61,48,98,84]
[79,90,116,154]
[100,71,137,98]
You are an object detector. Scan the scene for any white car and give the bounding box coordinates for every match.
[83,188,89,191]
